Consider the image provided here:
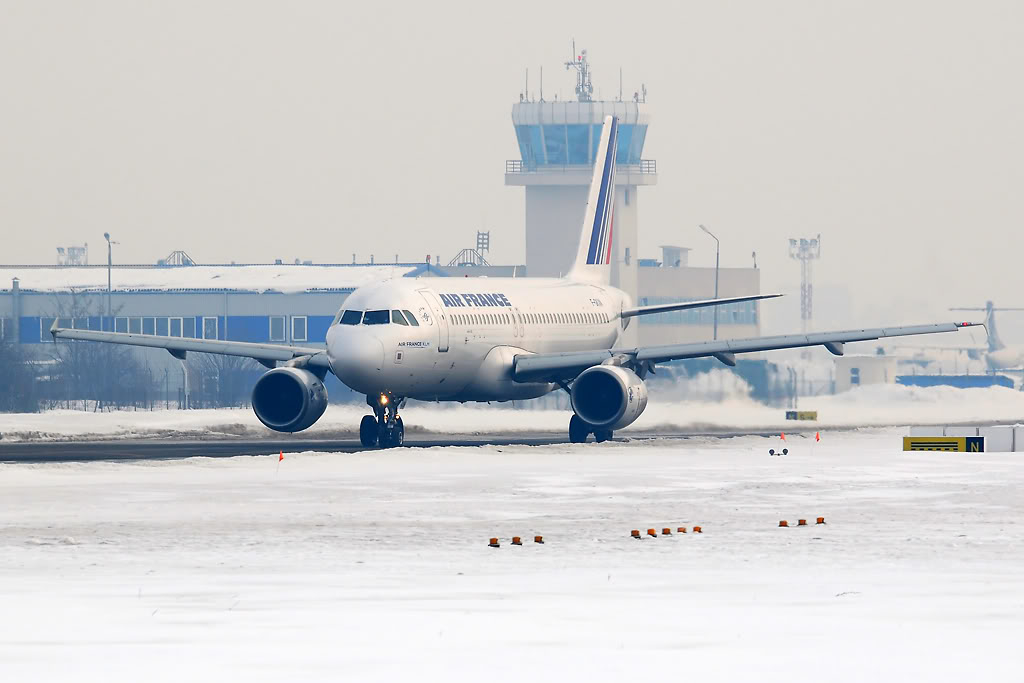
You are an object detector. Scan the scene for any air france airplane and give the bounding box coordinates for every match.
[53,117,978,447]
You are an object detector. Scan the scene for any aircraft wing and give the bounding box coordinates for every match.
[512,322,980,383]
[49,324,331,369]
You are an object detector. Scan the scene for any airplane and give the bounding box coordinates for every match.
[51,116,980,448]
[949,302,1024,370]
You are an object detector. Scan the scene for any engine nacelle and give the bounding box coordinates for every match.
[251,367,328,433]
[570,365,649,431]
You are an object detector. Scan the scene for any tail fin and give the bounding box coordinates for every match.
[566,115,618,283]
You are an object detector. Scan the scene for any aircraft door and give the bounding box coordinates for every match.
[512,307,525,338]
[417,290,449,352]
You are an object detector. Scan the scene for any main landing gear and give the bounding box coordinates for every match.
[360,393,405,449]
[568,414,613,444]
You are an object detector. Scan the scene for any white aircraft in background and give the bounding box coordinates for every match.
[53,117,978,447]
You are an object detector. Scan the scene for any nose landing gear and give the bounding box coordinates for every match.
[360,393,405,448]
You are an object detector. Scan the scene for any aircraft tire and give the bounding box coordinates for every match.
[568,414,590,444]
[594,429,613,443]
[359,415,378,448]
[393,417,405,447]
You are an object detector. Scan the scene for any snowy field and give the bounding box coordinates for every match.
[1,429,1021,681]
[2,384,1024,441]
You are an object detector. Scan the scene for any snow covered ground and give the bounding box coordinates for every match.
[2,384,1023,441]
[1,429,1021,681]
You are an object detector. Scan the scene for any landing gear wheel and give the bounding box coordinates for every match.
[594,429,613,443]
[378,415,406,449]
[359,415,378,448]
[393,416,404,447]
[568,414,590,444]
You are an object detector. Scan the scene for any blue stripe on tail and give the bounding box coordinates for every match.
[586,118,618,265]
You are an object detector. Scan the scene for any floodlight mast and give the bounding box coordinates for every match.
[788,234,822,336]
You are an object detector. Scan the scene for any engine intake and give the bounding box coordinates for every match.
[251,367,328,433]
[570,365,648,431]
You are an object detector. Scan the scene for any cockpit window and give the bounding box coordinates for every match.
[392,310,409,326]
[363,309,390,325]
[340,310,362,325]
[402,310,419,326]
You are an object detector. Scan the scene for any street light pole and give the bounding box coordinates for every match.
[103,232,112,320]
[699,224,720,340]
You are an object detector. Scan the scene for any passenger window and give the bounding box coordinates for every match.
[392,310,409,325]
[402,310,419,326]
[340,310,363,325]
[363,310,390,325]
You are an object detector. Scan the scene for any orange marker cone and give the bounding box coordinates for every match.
[780,432,786,441]
[677,527,687,534]
[511,536,522,546]
[279,451,284,462]
[692,526,702,534]
[631,529,641,539]
[647,528,657,538]
[488,538,500,548]
[779,520,789,528]
[534,535,544,544]
[662,528,671,536]
[815,432,820,442]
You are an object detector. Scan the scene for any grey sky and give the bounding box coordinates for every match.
[2,1,1022,337]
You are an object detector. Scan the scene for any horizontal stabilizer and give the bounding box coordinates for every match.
[621,293,782,319]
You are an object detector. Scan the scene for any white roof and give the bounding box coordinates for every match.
[0,264,420,294]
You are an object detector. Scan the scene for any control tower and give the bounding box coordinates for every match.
[505,48,657,306]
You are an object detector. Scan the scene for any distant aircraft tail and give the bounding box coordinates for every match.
[950,301,1024,352]
[566,115,617,284]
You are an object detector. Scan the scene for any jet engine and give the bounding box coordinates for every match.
[569,365,648,431]
[251,367,328,433]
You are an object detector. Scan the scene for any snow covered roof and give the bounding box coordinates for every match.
[0,264,421,294]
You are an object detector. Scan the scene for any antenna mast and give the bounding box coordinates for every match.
[564,40,594,102]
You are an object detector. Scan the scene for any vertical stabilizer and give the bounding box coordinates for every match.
[566,116,618,283]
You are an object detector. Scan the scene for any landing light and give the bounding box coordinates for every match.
[380,394,389,406]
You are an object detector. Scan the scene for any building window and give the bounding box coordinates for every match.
[850,368,861,386]
[203,317,218,340]
[156,317,169,336]
[269,316,286,342]
[169,317,183,337]
[115,317,128,333]
[142,317,156,335]
[129,317,142,334]
[184,317,196,338]
[0,318,8,341]
[292,316,307,342]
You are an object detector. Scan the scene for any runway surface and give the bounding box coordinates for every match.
[0,430,793,463]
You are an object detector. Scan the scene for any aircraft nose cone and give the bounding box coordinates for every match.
[328,328,384,392]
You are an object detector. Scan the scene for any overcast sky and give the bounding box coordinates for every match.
[2,1,1022,336]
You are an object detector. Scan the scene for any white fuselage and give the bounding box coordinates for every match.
[325,277,630,401]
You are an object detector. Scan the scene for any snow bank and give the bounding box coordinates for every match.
[0,264,417,294]
[2,384,1023,442]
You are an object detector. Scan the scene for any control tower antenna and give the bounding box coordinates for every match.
[788,234,822,336]
[565,40,594,102]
